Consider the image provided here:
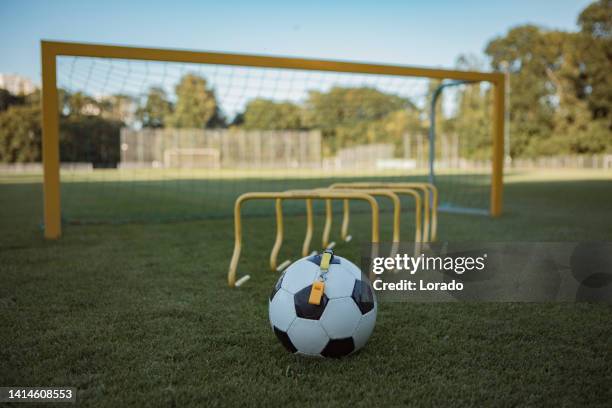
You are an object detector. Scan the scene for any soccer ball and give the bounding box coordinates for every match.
[268,252,377,358]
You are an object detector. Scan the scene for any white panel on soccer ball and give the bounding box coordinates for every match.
[281,259,319,294]
[339,256,363,280]
[353,305,377,350]
[268,288,296,332]
[287,318,329,356]
[323,264,356,299]
[319,297,362,339]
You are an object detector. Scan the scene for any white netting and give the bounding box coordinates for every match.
[55,56,491,222]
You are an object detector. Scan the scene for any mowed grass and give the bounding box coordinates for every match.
[1,169,611,407]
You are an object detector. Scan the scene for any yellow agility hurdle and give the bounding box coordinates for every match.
[228,190,380,288]
[297,189,401,255]
[329,184,423,244]
[330,182,438,242]
[282,189,398,270]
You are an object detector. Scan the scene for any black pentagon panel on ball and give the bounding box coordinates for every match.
[321,337,355,358]
[294,285,328,320]
[270,272,286,301]
[351,279,375,314]
[273,326,297,353]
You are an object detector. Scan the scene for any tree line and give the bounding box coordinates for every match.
[0,0,609,164]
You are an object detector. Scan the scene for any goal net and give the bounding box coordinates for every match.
[42,42,503,234]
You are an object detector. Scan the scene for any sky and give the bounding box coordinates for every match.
[0,0,593,86]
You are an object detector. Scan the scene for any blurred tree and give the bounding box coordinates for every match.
[60,116,122,166]
[0,104,41,162]
[540,30,594,155]
[230,112,245,127]
[136,87,173,128]
[304,86,411,155]
[0,89,25,112]
[381,109,424,137]
[346,107,424,158]
[486,25,557,157]
[485,1,611,157]
[63,91,101,116]
[24,90,40,107]
[447,55,491,159]
[206,106,227,128]
[577,0,611,121]
[305,86,406,129]
[242,99,303,130]
[99,94,134,124]
[447,84,492,160]
[166,74,217,128]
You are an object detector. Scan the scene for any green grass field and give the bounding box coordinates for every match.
[1,169,611,406]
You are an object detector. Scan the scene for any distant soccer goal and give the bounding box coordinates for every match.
[40,41,504,238]
[162,148,220,169]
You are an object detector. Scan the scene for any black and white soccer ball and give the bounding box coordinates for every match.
[268,253,377,358]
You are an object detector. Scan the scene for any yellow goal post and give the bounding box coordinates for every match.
[41,40,505,239]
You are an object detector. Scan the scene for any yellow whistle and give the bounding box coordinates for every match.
[308,281,325,305]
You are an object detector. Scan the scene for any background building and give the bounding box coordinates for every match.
[0,73,37,95]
